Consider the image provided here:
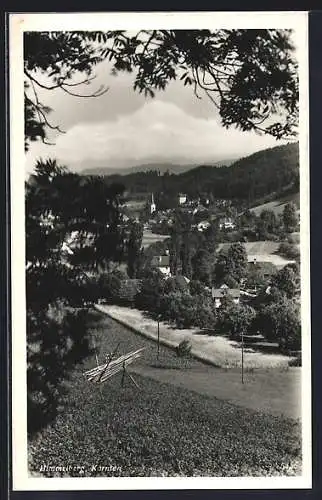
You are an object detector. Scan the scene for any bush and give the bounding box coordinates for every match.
[175,339,192,358]
[278,242,300,259]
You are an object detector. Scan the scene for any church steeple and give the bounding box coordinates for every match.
[150,193,156,214]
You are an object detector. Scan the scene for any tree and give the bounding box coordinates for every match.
[246,265,267,290]
[127,221,143,278]
[180,236,193,279]
[24,29,298,150]
[217,303,256,338]
[257,209,279,238]
[27,304,92,434]
[26,160,125,432]
[189,279,209,296]
[271,265,299,299]
[227,243,248,282]
[192,249,214,286]
[203,223,219,253]
[164,275,190,294]
[283,202,298,233]
[135,268,165,312]
[215,243,248,285]
[256,298,301,350]
[98,268,127,303]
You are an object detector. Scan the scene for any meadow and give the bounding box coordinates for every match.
[28,312,301,478]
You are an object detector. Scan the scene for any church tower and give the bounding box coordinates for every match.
[150,193,156,214]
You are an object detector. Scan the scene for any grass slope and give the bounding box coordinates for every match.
[250,192,300,216]
[28,312,301,478]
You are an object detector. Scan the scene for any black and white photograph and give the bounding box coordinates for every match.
[9,12,310,490]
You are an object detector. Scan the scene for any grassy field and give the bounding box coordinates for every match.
[217,240,298,267]
[28,312,301,478]
[100,305,295,371]
[142,230,170,248]
[250,192,300,217]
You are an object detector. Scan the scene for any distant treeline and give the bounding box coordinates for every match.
[95,142,299,205]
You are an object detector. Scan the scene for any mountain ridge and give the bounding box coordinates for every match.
[80,158,238,177]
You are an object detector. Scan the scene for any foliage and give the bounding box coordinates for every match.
[271,265,299,299]
[27,304,92,434]
[158,292,196,328]
[282,202,298,233]
[256,298,301,350]
[193,294,216,330]
[215,242,248,285]
[168,210,194,276]
[278,241,300,260]
[189,279,209,296]
[216,303,256,338]
[27,160,125,271]
[192,248,215,286]
[175,339,192,358]
[256,209,280,239]
[245,265,267,290]
[126,221,144,278]
[221,275,239,289]
[26,160,125,432]
[163,275,190,294]
[135,269,165,312]
[98,269,128,303]
[24,29,298,150]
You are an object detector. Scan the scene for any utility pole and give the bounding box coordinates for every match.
[241,329,244,384]
[157,315,160,360]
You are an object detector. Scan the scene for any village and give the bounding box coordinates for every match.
[21,25,305,481]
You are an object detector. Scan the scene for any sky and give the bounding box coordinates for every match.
[25,39,293,175]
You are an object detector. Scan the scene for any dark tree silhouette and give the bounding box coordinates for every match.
[127,221,144,278]
[26,160,125,433]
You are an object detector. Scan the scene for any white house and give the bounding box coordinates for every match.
[211,284,240,308]
[197,220,211,232]
[178,193,187,205]
[219,218,236,230]
[151,253,171,277]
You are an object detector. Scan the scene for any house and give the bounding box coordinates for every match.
[197,220,211,232]
[219,218,236,230]
[151,253,171,277]
[211,284,240,308]
[178,193,187,205]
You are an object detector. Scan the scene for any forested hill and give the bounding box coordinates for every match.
[100,142,299,204]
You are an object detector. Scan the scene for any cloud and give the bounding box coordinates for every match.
[26,99,282,173]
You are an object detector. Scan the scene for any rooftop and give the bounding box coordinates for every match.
[151,255,170,267]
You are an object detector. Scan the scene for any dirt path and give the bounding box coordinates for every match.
[96,304,294,370]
